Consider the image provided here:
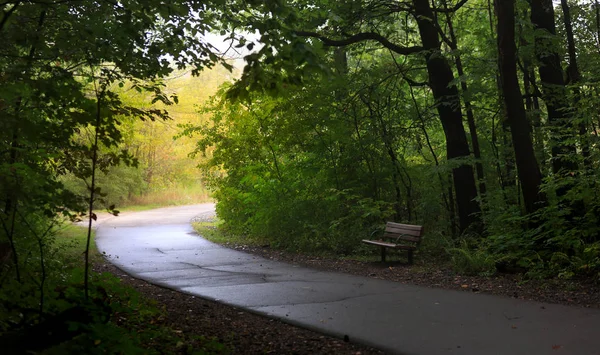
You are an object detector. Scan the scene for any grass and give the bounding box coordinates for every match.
[117,203,166,212]
[53,224,101,266]
[192,220,265,246]
[122,184,213,210]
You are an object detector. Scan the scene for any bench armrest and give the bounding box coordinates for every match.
[380,233,418,244]
[369,227,385,239]
[395,234,407,243]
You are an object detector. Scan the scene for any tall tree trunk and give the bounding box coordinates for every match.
[487,0,517,201]
[530,0,578,177]
[412,0,481,234]
[530,0,586,227]
[561,0,590,168]
[517,9,547,173]
[440,0,487,199]
[495,0,546,214]
[521,63,546,167]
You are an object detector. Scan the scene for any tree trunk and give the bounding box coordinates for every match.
[561,0,590,168]
[440,0,487,199]
[521,63,546,168]
[530,0,578,177]
[412,0,481,234]
[517,8,546,172]
[495,0,546,214]
[487,0,517,202]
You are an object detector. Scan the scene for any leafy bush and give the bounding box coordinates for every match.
[549,243,600,279]
[446,240,497,276]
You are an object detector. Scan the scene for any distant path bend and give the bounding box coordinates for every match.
[96,204,600,355]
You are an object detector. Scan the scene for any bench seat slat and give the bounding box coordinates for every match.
[361,240,417,250]
[361,240,396,248]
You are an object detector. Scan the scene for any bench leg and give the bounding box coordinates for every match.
[408,250,413,265]
[381,246,386,262]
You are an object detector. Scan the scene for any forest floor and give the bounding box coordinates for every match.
[93,236,599,354]
[93,261,383,354]
[220,244,600,309]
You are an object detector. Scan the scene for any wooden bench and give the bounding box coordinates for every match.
[362,222,424,264]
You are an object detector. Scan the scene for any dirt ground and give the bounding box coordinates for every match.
[94,261,383,354]
[224,243,600,309]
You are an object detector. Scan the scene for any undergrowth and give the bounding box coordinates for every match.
[194,219,447,264]
[446,240,497,276]
[195,214,600,283]
[0,224,228,354]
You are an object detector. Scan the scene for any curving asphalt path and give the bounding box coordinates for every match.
[96,204,600,355]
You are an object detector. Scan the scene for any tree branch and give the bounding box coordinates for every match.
[295,31,423,55]
[404,76,429,87]
[0,2,20,35]
[433,0,469,13]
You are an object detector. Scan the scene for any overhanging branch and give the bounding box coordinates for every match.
[433,0,469,13]
[295,30,423,55]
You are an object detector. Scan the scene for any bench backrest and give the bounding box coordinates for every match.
[383,222,424,244]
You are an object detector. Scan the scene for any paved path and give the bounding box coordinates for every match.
[95,204,600,355]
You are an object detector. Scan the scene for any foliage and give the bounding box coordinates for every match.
[182,0,600,280]
[0,1,233,352]
[56,66,232,210]
[447,240,497,276]
[185,66,440,253]
[0,225,228,354]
